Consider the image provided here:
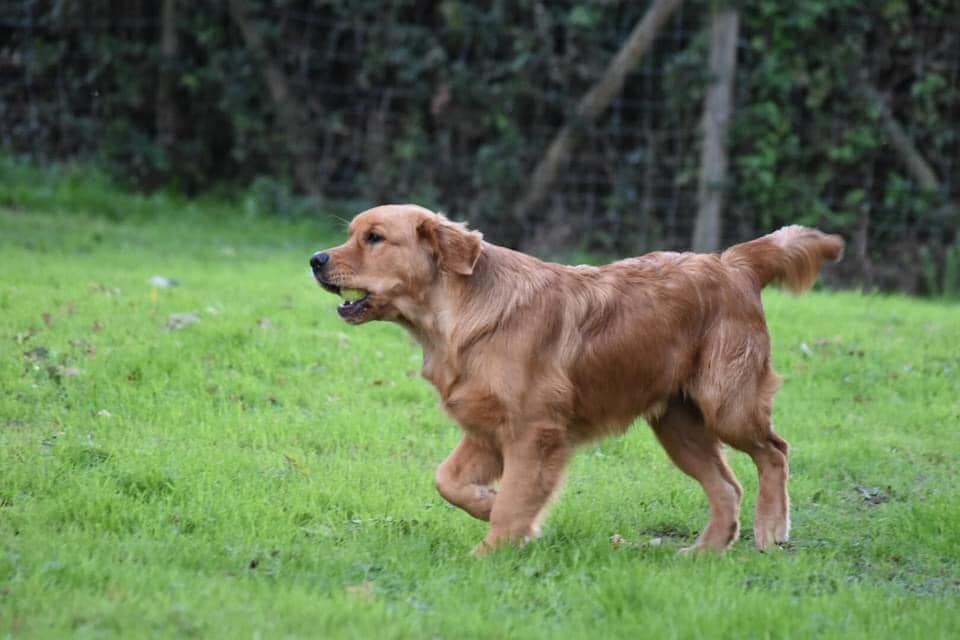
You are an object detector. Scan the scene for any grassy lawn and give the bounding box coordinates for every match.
[1,174,959,638]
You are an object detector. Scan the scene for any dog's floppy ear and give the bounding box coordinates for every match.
[418,215,483,276]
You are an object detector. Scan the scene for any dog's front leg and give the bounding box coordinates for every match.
[474,423,571,555]
[435,435,502,521]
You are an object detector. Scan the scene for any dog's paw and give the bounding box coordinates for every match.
[678,541,728,555]
[753,517,790,551]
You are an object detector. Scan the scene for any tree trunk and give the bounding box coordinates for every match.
[859,74,957,229]
[858,75,957,293]
[859,78,940,190]
[364,91,394,204]
[512,0,684,229]
[692,6,739,252]
[227,0,320,197]
[156,0,178,165]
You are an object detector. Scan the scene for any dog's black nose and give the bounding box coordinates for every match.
[310,252,330,270]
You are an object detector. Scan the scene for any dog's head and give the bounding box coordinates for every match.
[310,204,483,325]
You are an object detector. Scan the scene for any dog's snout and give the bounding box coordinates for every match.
[310,251,330,270]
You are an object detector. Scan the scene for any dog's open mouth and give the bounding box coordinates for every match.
[318,281,370,322]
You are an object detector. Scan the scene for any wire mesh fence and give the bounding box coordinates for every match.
[1,1,958,293]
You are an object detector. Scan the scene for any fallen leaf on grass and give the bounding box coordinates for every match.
[285,455,309,475]
[40,431,65,448]
[856,485,891,505]
[23,346,49,361]
[166,312,201,331]
[93,284,123,297]
[15,329,39,344]
[346,581,375,601]
[148,275,179,288]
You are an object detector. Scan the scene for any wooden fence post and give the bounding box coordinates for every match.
[692,5,739,252]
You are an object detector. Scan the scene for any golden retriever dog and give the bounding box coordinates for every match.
[310,204,843,554]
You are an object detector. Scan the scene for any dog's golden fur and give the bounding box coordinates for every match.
[312,204,844,554]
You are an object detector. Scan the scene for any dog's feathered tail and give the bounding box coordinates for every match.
[722,225,845,293]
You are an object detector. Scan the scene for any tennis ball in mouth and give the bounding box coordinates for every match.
[339,288,367,302]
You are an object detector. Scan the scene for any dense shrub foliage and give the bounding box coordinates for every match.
[1,0,957,292]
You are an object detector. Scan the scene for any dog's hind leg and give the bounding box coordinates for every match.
[435,436,503,521]
[744,428,791,550]
[649,397,743,552]
[703,367,790,551]
[475,422,571,555]
[722,426,790,550]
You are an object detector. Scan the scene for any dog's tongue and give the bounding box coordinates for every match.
[339,287,367,303]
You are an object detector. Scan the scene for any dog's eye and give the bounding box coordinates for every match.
[365,231,385,245]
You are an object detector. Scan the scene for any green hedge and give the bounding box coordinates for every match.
[1,0,957,293]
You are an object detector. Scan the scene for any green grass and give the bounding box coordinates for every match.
[2,171,959,638]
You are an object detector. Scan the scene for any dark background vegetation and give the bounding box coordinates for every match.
[1,0,958,294]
